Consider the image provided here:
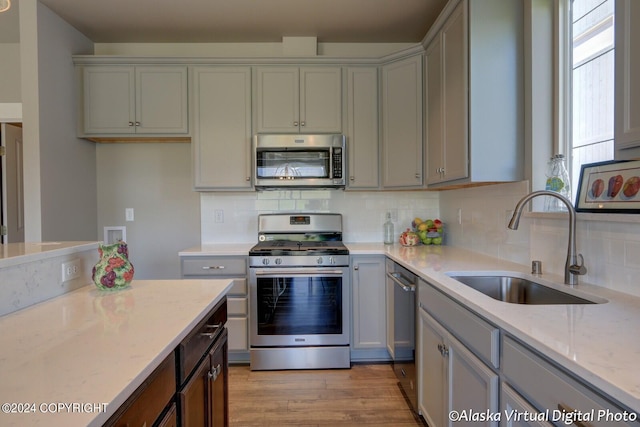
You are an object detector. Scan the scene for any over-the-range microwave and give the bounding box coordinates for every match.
[253,134,346,189]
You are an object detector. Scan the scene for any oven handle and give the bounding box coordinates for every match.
[254,269,345,276]
[387,271,416,292]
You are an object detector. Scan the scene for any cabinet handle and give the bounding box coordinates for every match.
[294,121,299,127]
[437,343,449,357]
[301,121,306,127]
[556,404,590,427]
[354,265,359,270]
[415,173,421,179]
[200,332,217,339]
[206,322,223,329]
[202,265,225,270]
[128,121,134,127]
[246,176,251,181]
[208,364,222,381]
[350,176,355,181]
[135,121,140,126]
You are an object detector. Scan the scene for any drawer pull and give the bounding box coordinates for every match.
[557,403,591,427]
[208,364,222,381]
[200,332,216,339]
[202,265,225,270]
[206,323,223,330]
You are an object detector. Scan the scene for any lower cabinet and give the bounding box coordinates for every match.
[350,255,388,361]
[179,328,228,426]
[418,306,499,427]
[181,256,249,362]
[502,335,640,427]
[104,352,176,427]
[177,297,229,427]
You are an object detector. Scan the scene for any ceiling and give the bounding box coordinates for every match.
[0,0,448,44]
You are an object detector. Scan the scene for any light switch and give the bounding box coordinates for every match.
[125,208,134,222]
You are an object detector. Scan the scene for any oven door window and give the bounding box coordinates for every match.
[256,276,342,335]
[256,150,330,179]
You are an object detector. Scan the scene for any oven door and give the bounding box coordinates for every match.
[249,267,350,347]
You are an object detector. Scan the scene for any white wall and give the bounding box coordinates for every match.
[96,143,200,279]
[200,190,440,244]
[0,43,21,102]
[19,0,96,242]
[440,181,640,298]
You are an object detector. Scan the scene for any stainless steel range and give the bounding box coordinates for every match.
[249,213,350,370]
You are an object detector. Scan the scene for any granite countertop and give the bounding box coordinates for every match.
[0,241,100,268]
[0,279,233,427]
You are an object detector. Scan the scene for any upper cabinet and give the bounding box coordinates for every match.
[254,66,342,133]
[346,67,380,189]
[80,65,189,137]
[381,55,424,189]
[615,0,640,157]
[191,66,253,191]
[424,0,524,187]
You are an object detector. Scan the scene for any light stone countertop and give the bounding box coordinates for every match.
[176,242,640,412]
[0,279,233,427]
[347,243,640,414]
[0,241,99,269]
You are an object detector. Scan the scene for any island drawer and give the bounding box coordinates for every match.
[104,352,176,427]
[503,336,640,427]
[181,256,246,277]
[176,297,227,385]
[419,280,499,368]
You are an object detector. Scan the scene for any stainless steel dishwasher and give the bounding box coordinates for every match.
[385,259,417,413]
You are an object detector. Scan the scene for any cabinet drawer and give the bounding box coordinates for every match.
[227,317,248,351]
[419,280,499,368]
[503,336,639,427]
[229,278,247,296]
[105,352,175,427]
[181,256,247,277]
[177,297,227,385]
[228,297,247,316]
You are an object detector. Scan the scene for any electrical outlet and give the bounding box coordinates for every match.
[125,208,134,222]
[214,209,224,223]
[61,259,82,282]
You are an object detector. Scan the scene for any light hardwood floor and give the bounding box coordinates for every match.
[228,363,425,426]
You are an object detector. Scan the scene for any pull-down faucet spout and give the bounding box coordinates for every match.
[508,190,587,286]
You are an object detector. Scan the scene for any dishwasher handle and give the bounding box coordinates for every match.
[387,271,416,292]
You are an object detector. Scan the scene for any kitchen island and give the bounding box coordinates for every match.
[0,278,233,426]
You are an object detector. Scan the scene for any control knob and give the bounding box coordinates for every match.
[262,258,270,266]
[316,257,324,265]
[274,258,282,265]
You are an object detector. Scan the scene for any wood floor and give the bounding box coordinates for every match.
[228,363,425,426]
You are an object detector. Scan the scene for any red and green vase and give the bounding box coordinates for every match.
[92,242,135,290]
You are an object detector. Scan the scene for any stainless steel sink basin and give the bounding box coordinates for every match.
[447,274,599,305]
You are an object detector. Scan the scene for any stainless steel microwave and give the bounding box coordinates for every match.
[253,134,346,189]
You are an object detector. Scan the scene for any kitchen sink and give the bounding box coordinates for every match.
[446,274,603,305]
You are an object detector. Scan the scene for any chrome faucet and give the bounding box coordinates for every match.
[508,190,587,286]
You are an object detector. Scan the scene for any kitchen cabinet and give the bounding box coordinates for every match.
[345,67,379,189]
[502,335,640,427]
[418,278,499,426]
[254,66,342,133]
[501,384,553,427]
[81,65,188,136]
[181,255,249,362]
[104,352,176,427]
[423,0,523,187]
[191,66,253,191]
[615,0,640,156]
[350,255,388,361]
[425,2,468,185]
[177,297,228,427]
[381,55,423,189]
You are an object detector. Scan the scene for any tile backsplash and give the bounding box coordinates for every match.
[200,189,440,244]
[440,181,640,298]
[201,181,640,297]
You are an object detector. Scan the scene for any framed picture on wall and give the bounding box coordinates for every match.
[575,160,640,213]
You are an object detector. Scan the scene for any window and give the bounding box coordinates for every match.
[569,0,615,200]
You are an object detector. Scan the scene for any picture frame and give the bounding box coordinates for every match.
[575,160,640,213]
